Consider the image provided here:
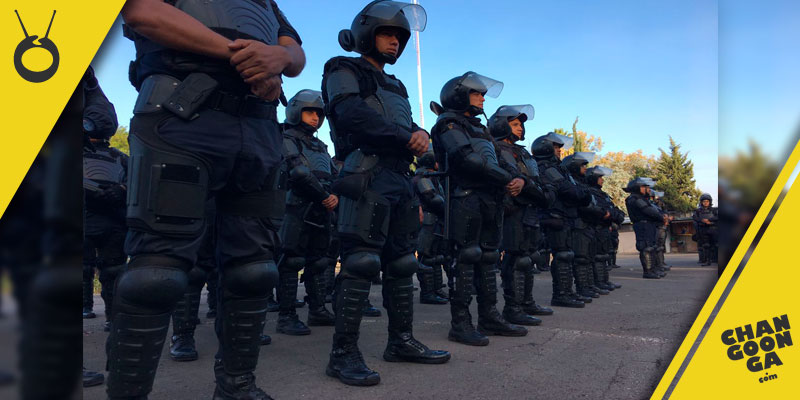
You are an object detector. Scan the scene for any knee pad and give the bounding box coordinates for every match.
[186,265,207,289]
[513,256,532,271]
[480,250,500,265]
[385,253,419,279]
[278,256,305,273]
[341,252,381,279]
[116,265,188,313]
[223,261,277,298]
[554,250,574,264]
[457,245,482,264]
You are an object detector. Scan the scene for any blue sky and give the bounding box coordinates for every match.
[94,0,728,198]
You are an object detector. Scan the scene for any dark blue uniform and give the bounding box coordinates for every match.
[107,2,301,398]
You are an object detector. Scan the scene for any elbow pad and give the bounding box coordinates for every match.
[429,194,445,215]
[462,152,486,173]
[485,163,513,186]
[289,165,329,200]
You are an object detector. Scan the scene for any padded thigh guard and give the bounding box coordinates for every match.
[502,212,528,253]
[127,125,210,237]
[337,190,391,247]
[450,195,482,247]
[388,195,421,254]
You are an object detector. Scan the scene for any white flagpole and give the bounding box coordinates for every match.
[412,0,425,129]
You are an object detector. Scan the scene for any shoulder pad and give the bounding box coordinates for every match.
[282,137,300,156]
[325,68,360,103]
[634,198,650,209]
[544,167,565,182]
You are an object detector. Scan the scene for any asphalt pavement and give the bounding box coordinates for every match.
[80,253,718,400]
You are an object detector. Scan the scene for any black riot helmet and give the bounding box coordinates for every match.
[488,104,534,141]
[438,71,503,116]
[285,89,325,129]
[561,152,595,175]
[585,166,613,186]
[624,177,653,193]
[700,193,713,206]
[531,132,574,159]
[338,1,427,65]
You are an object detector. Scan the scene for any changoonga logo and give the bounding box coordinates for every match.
[13,10,59,83]
[721,314,793,383]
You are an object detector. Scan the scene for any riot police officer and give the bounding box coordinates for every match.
[430,72,529,346]
[276,89,337,335]
[111,1,305,398]
[563,152,611,299]
[82,74,126,332]
[413,149,449,305]
[532,133,593,307]
[651,191,673,270]
[584,166,623,291]
[693,193,718,265]
[625,178,667,279]
[321,0,450,386]
[489,105,554,325]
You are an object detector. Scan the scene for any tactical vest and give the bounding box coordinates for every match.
[284,127,333,184]
[125,0,279,90]
[537,157,576,219]
[433,112,503,190]
[626,193,658,223]
[322,57,412,159]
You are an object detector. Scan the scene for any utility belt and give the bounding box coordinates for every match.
[134,73,277,120]
[375,154,413,174]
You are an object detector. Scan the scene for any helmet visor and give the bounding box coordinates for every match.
[365,1,427,32]
[589,166,613,177]
[572,151,595,164]
[653,190,664,198]
[640,177,655,187]
[544,132,573,151]
[461,72,504,98]
[493,104,534,123]
[291,89,324,108]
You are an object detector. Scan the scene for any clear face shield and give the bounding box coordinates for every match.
[493,104,534,122]
[572,151,596,165]
[365,1,428,31]
[460,72,504,98]
[544,132,574,152]
[591,166,613,177]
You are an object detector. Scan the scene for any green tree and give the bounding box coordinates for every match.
[110,125,129,155]
[652,136,701,212]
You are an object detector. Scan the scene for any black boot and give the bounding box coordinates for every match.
[476,261,527,336]
[327,279,380,386]
[82,368,104,388]
[574,259,599,299]
[169,291,201,361]
[652,249,667,278]
[213,360,273,400]
[521,263,553,315]
[418,262,448,304]
[306,272,335,326]
[641,250,660,279]
[361,299,381,317]
[550,252,584,308]
[448,262,489,346]
[214,297,271,399]
[502,259,541,326]
[276,271,310,335]
[382,276,450,363]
